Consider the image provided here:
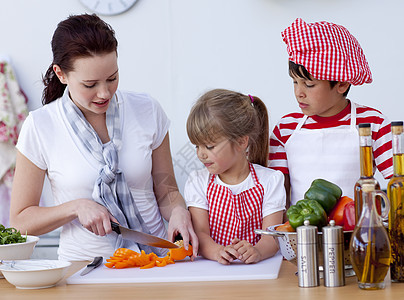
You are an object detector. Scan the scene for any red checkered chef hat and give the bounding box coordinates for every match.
[282,18,372,85]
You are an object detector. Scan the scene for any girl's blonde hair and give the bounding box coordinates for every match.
[186,89,269,167]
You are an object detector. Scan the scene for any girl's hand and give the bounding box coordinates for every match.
[216,244,240,265]
[75,199,117,236]
[167,206,199,258]
[231,238,262,264]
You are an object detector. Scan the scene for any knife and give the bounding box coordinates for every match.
[111,221,179,249]
[80,256,103,276]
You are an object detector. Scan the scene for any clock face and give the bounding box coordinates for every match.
[80,0,138,16]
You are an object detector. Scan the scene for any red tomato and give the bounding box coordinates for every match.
[328,196,354,226]
[343,201,356,231]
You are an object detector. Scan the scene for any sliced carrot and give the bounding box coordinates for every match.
[140,261,156,269]
[156,259,167,267]
[114,261,130,269]
[104,262,115,268]
[104,245,191,270]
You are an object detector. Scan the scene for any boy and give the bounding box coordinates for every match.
[269,18,393,209]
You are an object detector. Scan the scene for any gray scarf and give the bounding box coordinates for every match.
[61,89,164,256]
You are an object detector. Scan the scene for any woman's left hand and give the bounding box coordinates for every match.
[167,206,199,257]
[231,238,261,264]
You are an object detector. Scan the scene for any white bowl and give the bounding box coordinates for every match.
[0,235,40,260]
[0,259,71,289]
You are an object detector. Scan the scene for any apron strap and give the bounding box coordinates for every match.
[295,115,308,131]
[349,101,357,129]
[208,163,260,188]
[294,100,357,132]
[248,163,260,186]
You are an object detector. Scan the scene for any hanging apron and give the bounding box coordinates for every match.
[207,163,264,246]
[285,102,360,205]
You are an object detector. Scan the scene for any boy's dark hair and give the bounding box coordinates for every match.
[288,61,351,97]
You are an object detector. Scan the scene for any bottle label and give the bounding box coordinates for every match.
[360,135,372,146]
[300,255,307,274]
[392,134,404,154]
[327,247,336,274]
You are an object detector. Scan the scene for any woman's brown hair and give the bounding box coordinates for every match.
[42,14,118,105]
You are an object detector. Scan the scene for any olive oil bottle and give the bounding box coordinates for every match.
[387,121,404,282]
[354,123,380,223]
[350,184,391,290]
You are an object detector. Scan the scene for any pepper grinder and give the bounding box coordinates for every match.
[322,220,345,287]
[297,220,319,287]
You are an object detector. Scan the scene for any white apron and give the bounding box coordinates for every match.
[285,102,360,205]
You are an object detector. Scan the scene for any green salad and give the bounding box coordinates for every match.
[0,224,27,245]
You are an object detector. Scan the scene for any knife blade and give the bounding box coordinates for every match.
[80,256,103,276]
[111,221,179,249]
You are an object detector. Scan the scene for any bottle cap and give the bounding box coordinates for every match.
[391,121,403,135]
[322,220,343,244]
[358,123,371,136]
[297,220,318,244]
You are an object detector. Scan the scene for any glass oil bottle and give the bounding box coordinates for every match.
[354,123,381,223]
[387,121,404,282]
[350,184,391,290]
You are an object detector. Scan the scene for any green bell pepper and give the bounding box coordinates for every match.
[286,199,328,230]
[303,179,342,214]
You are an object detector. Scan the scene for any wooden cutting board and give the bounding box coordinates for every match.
[67,253,283,284]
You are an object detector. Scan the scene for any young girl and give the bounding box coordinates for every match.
[184,89,286,265]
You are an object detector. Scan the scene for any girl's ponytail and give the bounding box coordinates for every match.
[247,96,269,167]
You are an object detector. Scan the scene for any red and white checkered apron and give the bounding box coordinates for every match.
[207,163,264,246]
[281,18,372,86]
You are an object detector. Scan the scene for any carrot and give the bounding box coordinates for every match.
[104,247,176,269]
[140,261,156,269]
[155,259,167,267]
[104,262,115,268]
[168,240,193,260]
[104,240,193,270]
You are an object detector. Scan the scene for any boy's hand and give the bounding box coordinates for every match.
[231,238,261,264]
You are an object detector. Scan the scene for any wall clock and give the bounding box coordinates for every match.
[80,0,138,16]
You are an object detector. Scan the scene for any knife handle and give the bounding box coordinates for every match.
[111,221,121,234]
[88,256,103,267]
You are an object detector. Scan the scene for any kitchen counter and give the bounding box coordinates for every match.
[1,260,403,299]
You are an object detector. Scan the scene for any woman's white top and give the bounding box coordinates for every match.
[16,90,170,261]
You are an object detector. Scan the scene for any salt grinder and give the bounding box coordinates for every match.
[322,220,345,287]
[297,220,319,287]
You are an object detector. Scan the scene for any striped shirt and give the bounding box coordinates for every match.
[269,101,393,179]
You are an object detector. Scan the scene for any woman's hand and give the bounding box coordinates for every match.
[152,134,199,257]
[75,199,117,236]
[167,206,199,257]
[231,238,262,264]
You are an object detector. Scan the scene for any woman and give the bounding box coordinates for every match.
[10,14,198,261]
